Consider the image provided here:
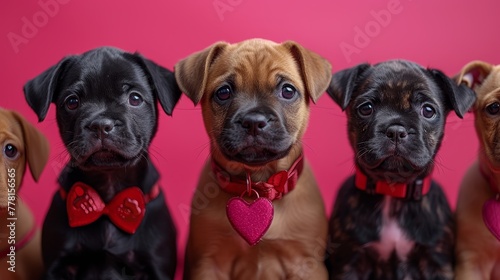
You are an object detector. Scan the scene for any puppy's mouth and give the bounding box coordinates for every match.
[376,156,421,170]
[228,145,292,166]
[360,155,428,182]
[79,148,139,170]
[89,150,127,163]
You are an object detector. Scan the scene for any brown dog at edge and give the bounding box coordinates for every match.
[0,108,49,280]
[455,61,500,280]
[175,39,332,279]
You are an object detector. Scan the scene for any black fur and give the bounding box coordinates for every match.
[327,177,455,279]
[325,60,476,279]
[23,47,181,279]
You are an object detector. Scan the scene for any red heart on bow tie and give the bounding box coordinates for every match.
[483,197,500,241]
[226,197,274,246]
[66,182,146,234]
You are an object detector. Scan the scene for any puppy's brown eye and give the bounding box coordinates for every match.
[215,86,232,101]
[281,84,297,100]
[358,102,373,116]
[487,103,500,115]
[421,105,436,119]
[129,92,143,106]
[4,144,18,159]
[65,95,80,110]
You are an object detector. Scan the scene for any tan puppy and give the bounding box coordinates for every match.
[455,61,500,279]
[0,109,49,280]
[175,39,331,279]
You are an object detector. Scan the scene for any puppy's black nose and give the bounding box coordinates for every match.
[386,125,408,142]
[88,119,115,137]
[241,113,269,136]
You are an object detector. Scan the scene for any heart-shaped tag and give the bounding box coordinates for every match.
[226,197,274,246]
[482,197,500,241]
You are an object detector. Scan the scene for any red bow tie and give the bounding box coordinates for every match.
[211,154,304,201]
[355,167,432,200]
[59,182,159,234]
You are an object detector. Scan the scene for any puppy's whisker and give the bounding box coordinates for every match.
[298,140,315,154]
[356,148,373,159]
[290,143,303,159]
[336,155,355,167]
[148,145,167,162]
[52,150,69,162]
[139,152,151,166]
[52,147,71,161]
[194,141,212,161]
[355,140,371,146]
[432,163,449,178]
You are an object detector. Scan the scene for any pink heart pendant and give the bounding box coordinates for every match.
[226,197,274,246]
[482,197,500,241]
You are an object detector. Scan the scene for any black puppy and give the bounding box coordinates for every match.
[24,47,181,279]
[325,60,476,279]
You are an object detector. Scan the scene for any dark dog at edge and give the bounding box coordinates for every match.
[24,47,181,279]
[325,60,476,279]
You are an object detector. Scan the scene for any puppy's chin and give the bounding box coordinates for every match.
[224,146,292,166]
[359,155,431,183]
[218,133,294,166]
[74,150,141,171]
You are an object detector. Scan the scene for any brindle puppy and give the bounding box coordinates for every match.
[326,60,475,280]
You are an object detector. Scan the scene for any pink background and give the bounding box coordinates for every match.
[1,0,499,278]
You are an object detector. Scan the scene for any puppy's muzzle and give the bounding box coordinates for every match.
[75,116,141,168]
[219,107,292,165]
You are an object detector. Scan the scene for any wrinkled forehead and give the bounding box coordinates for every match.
[60,53,149,96]
[0,113,23,145]
[356,63,440,107]
[79,53,146,84]
[0,111,22,135]
[477,69,500,98]
[207,42,303,94]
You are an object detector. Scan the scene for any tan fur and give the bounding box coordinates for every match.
[455,61,500,279]
[0,109,49,280]
[175,39,331,279]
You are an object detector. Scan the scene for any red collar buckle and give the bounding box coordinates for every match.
[212,154,304,201]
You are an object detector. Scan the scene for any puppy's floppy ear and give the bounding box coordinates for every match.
[129,53,182,116]
[430,69,477,118]
[175,42,229,105]
[281,41,332,103]
[10,111,50,182]
[327,63,370,111]
[454,60,493,89]
[23,56,76,122]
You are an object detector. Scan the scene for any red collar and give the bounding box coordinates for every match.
[211,155,304,201]
[355,167,432,200]
[59,182,160,234]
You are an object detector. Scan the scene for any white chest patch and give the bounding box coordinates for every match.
[366,196,415,261]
